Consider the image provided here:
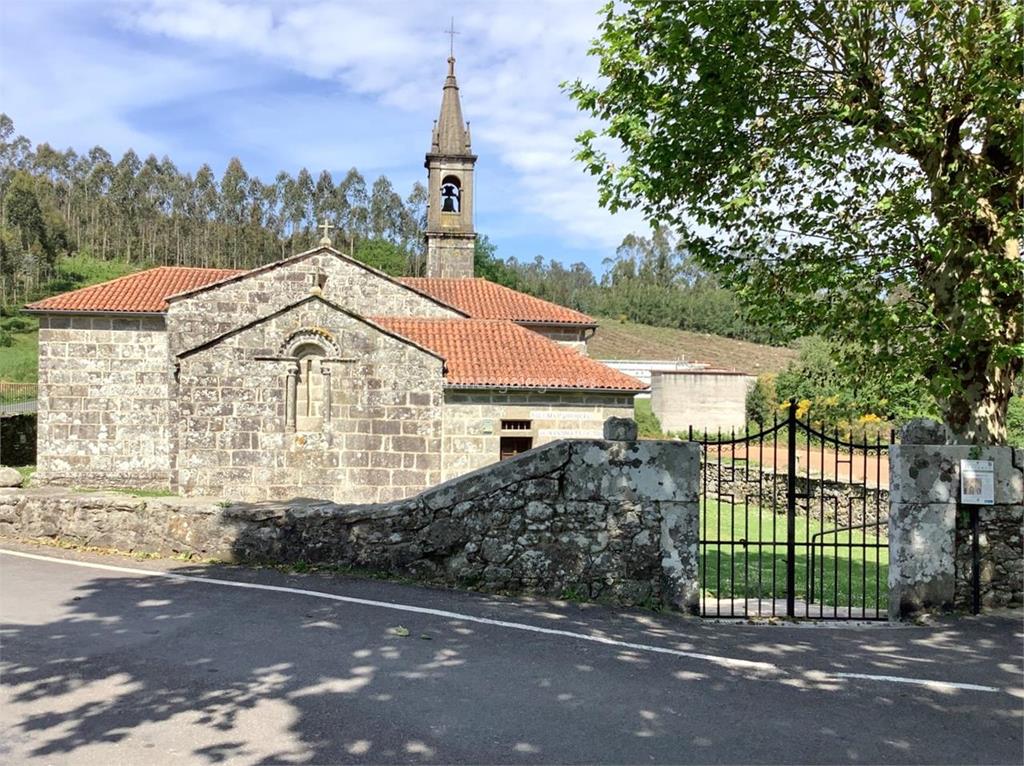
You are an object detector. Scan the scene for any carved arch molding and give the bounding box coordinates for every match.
[280,327,339,432]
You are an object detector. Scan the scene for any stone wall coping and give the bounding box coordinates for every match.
[0,488,410,525]
[6,436,698,524]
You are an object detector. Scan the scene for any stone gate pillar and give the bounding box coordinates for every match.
[888,419,1024,619]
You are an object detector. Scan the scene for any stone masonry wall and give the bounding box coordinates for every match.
[35,314,173,490]
[703,463,890,528]
[954,504,1024,609]
[0,437,701,610]
[521,324,589,355]
[176,297,445,504]
[167,248,460,355]
[441,390,635,479]
[888,429,1023,618]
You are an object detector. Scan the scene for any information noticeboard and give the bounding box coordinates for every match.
[960,459,995,505]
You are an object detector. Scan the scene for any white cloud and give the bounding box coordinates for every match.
[117,0,646,249]
[1,0,647,254]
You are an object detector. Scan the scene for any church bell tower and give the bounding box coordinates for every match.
[424,55,476,278]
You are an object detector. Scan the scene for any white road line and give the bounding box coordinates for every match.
[0,548,774,672]
[831,672,1000,693]
[0,547,1003,694]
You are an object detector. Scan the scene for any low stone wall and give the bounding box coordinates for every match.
[703,463,889,528]
[0,437,701,611]
[954,504,1024,610]
[0,413,36,467]
[888,422,1023,618]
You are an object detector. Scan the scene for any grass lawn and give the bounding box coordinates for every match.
[1,253,143,385]
[634,398,665,438]
[700,499,889,614]
[0,331,38,384]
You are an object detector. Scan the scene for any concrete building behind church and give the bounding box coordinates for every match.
[26,55,645,503]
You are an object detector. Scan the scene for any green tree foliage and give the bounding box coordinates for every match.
[0,116,429,307]
[749,336,938,436]
[1007,397,1024,447]
[568,0,1023,444]
[0,115,790,349]
[745,373,779,427]
[473,235,522,289]
[477,228,787,343]
[353,238,408,276]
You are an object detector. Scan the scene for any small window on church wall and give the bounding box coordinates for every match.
[294,343,327,432]
[440,175,461,213]
[500,436,533,461]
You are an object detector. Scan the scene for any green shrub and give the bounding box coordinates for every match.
[0,329,12,348]
[746,373,778,425]
[1008,397,1024,447]
[634,398,664,438]
[0,316,32,333]
[772,336,936,437]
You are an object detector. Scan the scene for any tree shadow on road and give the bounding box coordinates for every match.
[1,557,1022,765]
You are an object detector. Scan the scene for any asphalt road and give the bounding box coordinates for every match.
[1,542,1021,765]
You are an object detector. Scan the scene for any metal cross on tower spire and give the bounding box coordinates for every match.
[445,17,459,58]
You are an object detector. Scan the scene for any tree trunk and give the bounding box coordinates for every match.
[939,348,1018,444]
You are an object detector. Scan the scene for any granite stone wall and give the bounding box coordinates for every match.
[954,504,1024,610]
[520,324,589,355]
[167,247,460,354]
[888,423,1023,618]
[0,436,701,610]
[175,296,445,504]
[702,463,890,528]
[35,314,174,490]
[441,390,635,479]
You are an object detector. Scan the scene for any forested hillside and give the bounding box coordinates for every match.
[1,114,787,347]
[475,230,790,345]
[0,114,427,308]
[1,115,1016,442]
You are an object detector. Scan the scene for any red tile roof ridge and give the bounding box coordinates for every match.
[371,316,645,391]
[25,266,246,313]
[398,277,595,325]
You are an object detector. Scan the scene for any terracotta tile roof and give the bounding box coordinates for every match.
[374,318,645,391]
[25,267,245,314]
[399,277,595,325]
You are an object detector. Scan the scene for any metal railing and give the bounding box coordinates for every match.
[807,522,888,606]
[0,382,38,415]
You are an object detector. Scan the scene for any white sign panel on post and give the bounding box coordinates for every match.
[960,459,995,506]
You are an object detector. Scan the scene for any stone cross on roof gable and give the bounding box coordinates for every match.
[318,219,335,246]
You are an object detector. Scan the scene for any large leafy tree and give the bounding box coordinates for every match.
[567,0,1023,443]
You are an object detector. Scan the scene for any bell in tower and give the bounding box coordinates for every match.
[424,54,476,278]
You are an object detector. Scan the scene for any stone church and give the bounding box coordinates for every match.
[27,56,645,503]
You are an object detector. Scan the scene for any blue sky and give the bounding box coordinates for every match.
[0,0,648,273]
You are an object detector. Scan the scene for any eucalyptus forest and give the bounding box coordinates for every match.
[0,113,779,345]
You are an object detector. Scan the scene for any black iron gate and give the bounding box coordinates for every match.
[697,400,893,620]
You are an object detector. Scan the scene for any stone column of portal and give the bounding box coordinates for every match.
[321,363,332,425]
[285,364,298,432]
[888,419,1024,619]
